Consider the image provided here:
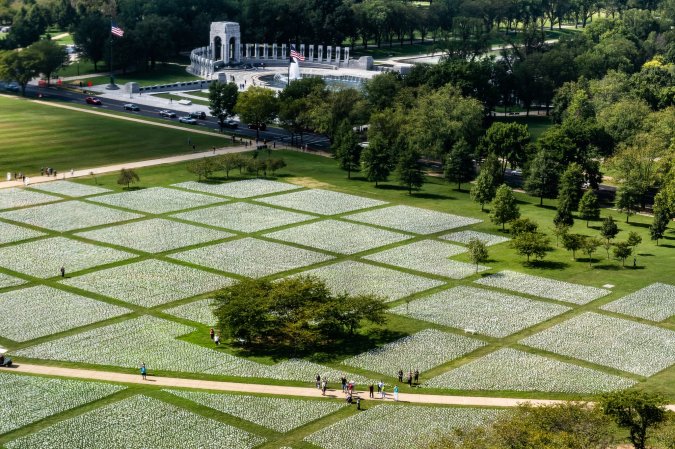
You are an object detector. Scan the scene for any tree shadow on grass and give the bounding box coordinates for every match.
[523,260,569,270]
[594,263,622,271]
[534,204,557,211]
[375,184,408,191]
[411,192,454,200]
[626,221,650,229]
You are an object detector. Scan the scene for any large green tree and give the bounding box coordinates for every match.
[397,148,425,194]
[578,190,601,227]
[27,40,67,86]
[554,163,585,226]
[490,184,520,230]
[0,48,38,96]
[524,149,561,206]
[234,87,279,139]
[209,81,239,131]
[73,13,110,72]
[333,121,362,179]
[213,276,386,353]
[443,139,475,190]
[470,154,501,211]
[601,390,669,449]
[479,122,531,179]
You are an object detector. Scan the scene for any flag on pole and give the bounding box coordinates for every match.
[290,45,305,62]
[111,22,124,37]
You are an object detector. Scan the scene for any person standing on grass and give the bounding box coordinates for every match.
[214,333,220,345]
[397,369,403,382]
[140,363,147,380]
[209,328,215,340]
[60,266,65,278]
[414,369,419,384]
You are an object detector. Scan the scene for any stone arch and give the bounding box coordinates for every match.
[209,22,241,64]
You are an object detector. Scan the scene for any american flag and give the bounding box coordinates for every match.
[111,22,124,37]
[290,45,305,62]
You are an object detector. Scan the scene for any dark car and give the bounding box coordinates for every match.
[123,103,140,111]
[247,123,267,131]
[189,111,206,120]
[158,110,176,118]
[223,119,238,129]
[85,96,102,105]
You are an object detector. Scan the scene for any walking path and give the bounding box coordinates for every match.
[9,363,675,410]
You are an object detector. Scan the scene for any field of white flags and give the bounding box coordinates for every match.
[0,236,135,278]
[346,205,481,234]
[166,390,346,432]
[0,221,44,245]
[0,200,142,231]
[29,180,111,197]
[173,201,313,232]
[89,187,226,214]
[257,188,387,215]
[475,270,610,305]
[76,218,232,253]
[441,230,510,246]
[265,219,411,254]
[425,348,636,393]
[2,178,675,448]
[305,405,502,449]
[364,239,486,279]
[170,237,334,277]
[0,285,131,342]
[5,395,265,449]
[521,312,675,376]
[601,282,675,322]
[164,298,217,326]
[391,286,570,337]
[343,329,485,376]
[0,372,124,434]
[174,178,300,198]
[61,259,234,307]
[0,187,58,209]
[291,260,443,302]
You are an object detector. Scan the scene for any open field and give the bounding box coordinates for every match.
[82,63,201,87]
[0,96,232,175]
[0,99,674,448]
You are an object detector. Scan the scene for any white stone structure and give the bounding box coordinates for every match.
[209,21,241,64]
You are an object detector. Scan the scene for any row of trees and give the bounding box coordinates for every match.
[0,39,66,94]
[186,153,286,180]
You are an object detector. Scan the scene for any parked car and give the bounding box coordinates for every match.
[247,122,267,131]
[179,116,197,124]
[0,348,11,368]
[189,111,206,120]
[158,110,176,118]
[85,96,102,105]
[5,82,19,92]
[223,119,238,129]
[123,103,140,111]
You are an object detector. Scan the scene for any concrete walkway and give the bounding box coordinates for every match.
[9,363,675,410]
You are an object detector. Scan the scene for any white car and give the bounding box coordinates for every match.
[179,116,197,124]
[123,103,140,111]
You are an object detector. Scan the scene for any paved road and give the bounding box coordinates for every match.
[21,85,332,150]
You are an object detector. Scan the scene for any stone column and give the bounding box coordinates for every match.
[224,42,229,64]
[318,46,323,62]
[281,44,287,60]
[272,43,277,60]
[335,47,341,64]
[263,43,268,59]
[327,46,332,62]
[300,44,305,60]
[344,47,350,62]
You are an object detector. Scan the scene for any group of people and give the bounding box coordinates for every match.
[38,167,58,177]
[397,368,420,387]
[209,328,220,345]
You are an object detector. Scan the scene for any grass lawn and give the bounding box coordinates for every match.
[493,115,552,141]
[0,96,233,176]
[83,63,201,87]
[57,58,105,78]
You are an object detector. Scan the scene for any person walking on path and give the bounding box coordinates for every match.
[209,328,215,340]
[321,380,327,396]
[214,333,220,345]
[60,266,65,278]
[341,376,347,393]
[140,363,147,380]
[369,384,374,398]
[380,384,386,399]
[393,385,399,401]
[316,374,321,389]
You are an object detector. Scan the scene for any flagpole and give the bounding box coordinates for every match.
[107,17,118,90]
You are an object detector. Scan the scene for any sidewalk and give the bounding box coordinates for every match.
[10,363,675,410]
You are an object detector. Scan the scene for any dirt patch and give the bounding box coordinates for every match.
[286,177,334,189]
